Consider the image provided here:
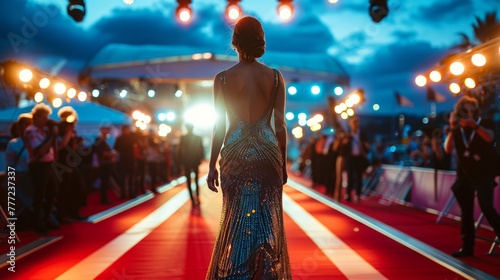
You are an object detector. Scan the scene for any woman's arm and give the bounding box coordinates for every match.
[274,71,287,183]
[207,72,227,192]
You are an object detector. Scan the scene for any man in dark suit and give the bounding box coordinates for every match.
[178,123,204,206]
[341,116,370,203]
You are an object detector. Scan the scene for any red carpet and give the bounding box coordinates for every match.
[1,168,498,279]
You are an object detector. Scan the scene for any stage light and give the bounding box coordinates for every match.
[369,0,388,23]
[176,0,193,23]
[34,92,44,103]
[464,78,476,89]
[54,82,66,95]
[78,91,87,101]
[471,53,486,67]
[449,83,461,94]
[277,0,294,21]
[123,0,134,5]
[429,70,441,82]
[148,89,156,97]
[67,0,86,22]
[67,88,77,99]
[226,0,242,21]
[415,75,427,87]
[19,69,33,83]
[449,61,465,75]
[39,78,50,89]
[52,97,63,108]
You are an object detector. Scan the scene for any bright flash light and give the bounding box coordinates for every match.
[119,90,127,98]
[464,78,476,89]
[346,108,355,116]
[298,118,307,126]
[292,126,303,139]
[311,85,321,95]
[449,62,465,76]
[429,70,441,82]
[277,3,293,21]
[132,110,142,119]
[226,4,242,21]
[338,103,347,112]
[77,91,87,101]
[310,123,322,132]
[175,89,183,97]
[334,105,342,114]
[288,86,297,95]
[471,53,486,67]
[449,83,461,94]
[328,0,339,3]
[373,104,380,111]
[123,0,134,4]
[340,112,348,119]
[54,83,66,95]
[19,69,33,82]
[298,113,307,120]
[334,86,343,96]
[34,92,44,103]
[285,112,294,120]
[349,93,361,104]
[39,78,50,89]
[158,113,166,121]
[166,112,176,122]
[52,97,63,108]
[177,6,192,23]
[148,89,155,97]
[92,89,100,97]
[184,104,216,130]
[415,75,427,87]
[67,88,77,99]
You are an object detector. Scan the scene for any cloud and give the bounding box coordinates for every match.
[412,0,474,24]
[264,13,335,53]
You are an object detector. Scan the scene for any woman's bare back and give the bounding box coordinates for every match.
[223,62,277,123]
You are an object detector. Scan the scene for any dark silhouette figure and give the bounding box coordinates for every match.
[178,123,204,206]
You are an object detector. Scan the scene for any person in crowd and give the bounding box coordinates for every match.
[444,95,500,257]
[24,104,59,234]
[340,116,370,202]
[134,133,146,195]
[114,125,137,199]
[205,16,291,279]
[310,133,327,189]
[178,123,204,206]
[93,125,117,204]
[143,134,162,194]
[55,106,86,222]
[5,113,33,228]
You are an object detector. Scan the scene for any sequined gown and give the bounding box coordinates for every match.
[206,70,292,280]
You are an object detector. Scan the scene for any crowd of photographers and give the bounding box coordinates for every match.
[4,103,176,234]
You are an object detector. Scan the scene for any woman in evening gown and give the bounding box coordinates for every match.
[205,16,292,279]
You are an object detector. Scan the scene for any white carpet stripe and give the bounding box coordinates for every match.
[283,193,388,280]
[55,190,190,280]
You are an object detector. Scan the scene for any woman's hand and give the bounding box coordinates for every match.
[207,168,219,193]
[282,164,288,185]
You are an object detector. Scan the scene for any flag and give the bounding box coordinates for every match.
[426,86,446,102]
[395,91,414,107]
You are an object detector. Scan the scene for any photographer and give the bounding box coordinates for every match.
[24,103,60,234]
[444,95,500,257]
[55,106,87,223]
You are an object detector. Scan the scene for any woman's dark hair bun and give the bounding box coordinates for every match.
[232,16,265,61]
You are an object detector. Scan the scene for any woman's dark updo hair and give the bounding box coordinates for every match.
[232,16,265,62]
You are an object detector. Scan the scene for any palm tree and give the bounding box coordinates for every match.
[452,11,500,50]
[472,11,500,44]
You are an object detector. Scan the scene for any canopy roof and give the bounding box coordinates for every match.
[83,44,350,85]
